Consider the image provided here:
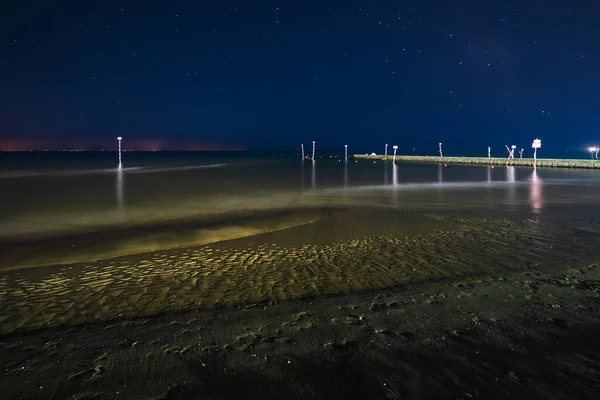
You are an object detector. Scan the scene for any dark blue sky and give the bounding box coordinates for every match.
[1,1,599,153]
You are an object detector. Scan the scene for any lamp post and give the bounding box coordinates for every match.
[589,147,598,160]
[312,141,316,161]
[438,142,443,158]
[488,146,491,159]
[385,144,388,157]
[301,144,304,160]
[344,144,348,160]
[532,138,542,169]
[117,136,122,167]
[392,145,398,163]
[519,148,524,159]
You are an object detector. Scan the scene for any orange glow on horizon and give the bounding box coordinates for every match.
[0,139,245,152]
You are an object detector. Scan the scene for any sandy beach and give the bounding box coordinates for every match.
[1,204,600,399]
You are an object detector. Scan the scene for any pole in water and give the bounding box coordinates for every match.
[301,144,304,159]
[117,136,122,167]
[385,144,388,157]
[438,142,443,158]
[393,145,398,163]
[488,146,491,159]
[312,141,316,161]
[344,144,348,160]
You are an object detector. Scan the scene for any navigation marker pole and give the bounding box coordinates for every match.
[438,142,443,158]
[393,145,398,164]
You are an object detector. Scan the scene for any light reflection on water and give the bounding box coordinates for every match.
[2,156,600,239]
[344,160,348,188]
[116,167,124,210]
[506,166,516,205]
[311,160,316,190]
[530,170,543,215]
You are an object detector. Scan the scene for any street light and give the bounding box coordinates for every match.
[312,141,316,161]
[532,138,542,169]
[589,147,598,160]
[344,144,348,160]
[392,145,398,163]
[301,144,304,160]
[385,144,388,157]
[438,142,443,158]
[117,136,122,167]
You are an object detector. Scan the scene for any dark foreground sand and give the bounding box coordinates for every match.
[1,207,600,399]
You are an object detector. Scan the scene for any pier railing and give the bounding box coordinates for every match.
[353,155,600,169]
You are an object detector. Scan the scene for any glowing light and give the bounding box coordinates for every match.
[392,145,398,163]
[589,146,598,160]
[312,141,316,161]
[301,144,304,159]
[438,142,443,158]
[531,138,541,169]
[344,144,348,160]
[384,144,388,157]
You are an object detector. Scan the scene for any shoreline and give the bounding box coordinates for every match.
[1,254,599,399]
[354,154,600,169]
[1,207,600,398]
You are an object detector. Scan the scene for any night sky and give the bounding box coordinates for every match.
[1,1,599,154]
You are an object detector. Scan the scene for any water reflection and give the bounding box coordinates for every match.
[487,166,492,184]
[392,163,398,205]
[437,163,443,184]
[300,159,305,190]
[311,160,316,190]
[116,167,124,209]
[383,162,388,185]
[506,166,516,205]
[530,170,543,215]
[344,160,348,188]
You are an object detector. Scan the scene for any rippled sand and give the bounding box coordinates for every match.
[0,208,553,335]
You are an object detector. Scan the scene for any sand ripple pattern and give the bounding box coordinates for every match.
[0,215,566,335]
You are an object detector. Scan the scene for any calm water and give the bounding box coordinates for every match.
[1,151,600,240]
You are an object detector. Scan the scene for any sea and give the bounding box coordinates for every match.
[1,150,600,271]
[1,150,599,237]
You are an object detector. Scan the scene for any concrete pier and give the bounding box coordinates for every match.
[353,154,600,169]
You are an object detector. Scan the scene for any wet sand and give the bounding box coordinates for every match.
[1,207,600,399]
